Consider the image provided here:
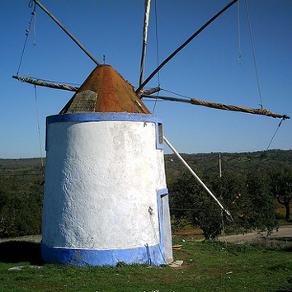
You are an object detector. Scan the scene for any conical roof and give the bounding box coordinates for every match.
[60,65,150,114]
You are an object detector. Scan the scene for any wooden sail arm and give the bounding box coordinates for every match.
[12,75,160,95]
[135,0,239,94]
[142,94,290,120]
[12,75,289,119]
[139,0,151,89]
[12,75,79,91]
[33,0,100,66]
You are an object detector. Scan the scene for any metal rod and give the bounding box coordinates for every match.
[33,0,100,66]
[219,153,222,178]
[163,136,232,219]
[139,0,151,89]
[142,94,290,119]
[135,0,239,94]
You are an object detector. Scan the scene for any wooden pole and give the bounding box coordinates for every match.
[13,75,289,120]
[135,0,239,94]
[142,94,290,120]
[139,0,151,89]
[142,86,160,95]
[12,75,78,92]
[33,0,100,66]
[12,75,160,95]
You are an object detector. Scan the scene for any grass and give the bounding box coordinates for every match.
[0,237,292,291]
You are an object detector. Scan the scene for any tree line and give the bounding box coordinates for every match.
[0,151,291,239]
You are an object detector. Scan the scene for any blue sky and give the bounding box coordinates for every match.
[0,0,291,158]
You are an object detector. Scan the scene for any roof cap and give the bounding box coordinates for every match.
[60,65,150,114]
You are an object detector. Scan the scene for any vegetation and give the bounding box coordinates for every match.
[169,170,278,239]
[0,159,43,238]
[270,168,292,221]
[0,237,292,291]
[0,150,292,238]
[167,150,292,238]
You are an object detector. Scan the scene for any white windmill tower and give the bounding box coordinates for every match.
[41,64,173,266]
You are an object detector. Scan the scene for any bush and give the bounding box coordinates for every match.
[0,192,42,238]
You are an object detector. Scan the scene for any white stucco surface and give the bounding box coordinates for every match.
[42,120,167,250]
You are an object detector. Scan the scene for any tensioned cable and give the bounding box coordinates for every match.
[266,118,284,150]
[237,0,242,63]
[32,1,37,46]
[33,85,45,177]
[161,88,195,99]
[16,2,36,75]
[244,0,263,108]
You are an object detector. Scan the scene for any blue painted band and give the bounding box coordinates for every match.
[41,243,165,266]
[47,112,161,125]
[156,187,169,263]
[157,188,168,197]
[46,112,164,152]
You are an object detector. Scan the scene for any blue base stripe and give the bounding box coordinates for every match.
[41,243,166,266]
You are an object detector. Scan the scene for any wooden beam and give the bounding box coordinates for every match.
[135,0,239,94]
[139,0,151,89]
[141,87,160,95]
[12,75,78,92]
[142,94,290,120]
[13,75,289,120]
[33,0,100,66]
[12,75,160,95]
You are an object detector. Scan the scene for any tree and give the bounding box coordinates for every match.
[238,171,278,234]
[270,168,292,222]
[169,170,278,239]
[169,171,242,239]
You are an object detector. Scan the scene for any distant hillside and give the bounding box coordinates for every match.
[0,158,43,196]
[165,149,292,184]
[1,149,292,191]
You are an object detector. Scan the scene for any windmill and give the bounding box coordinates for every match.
[14,0,289,266]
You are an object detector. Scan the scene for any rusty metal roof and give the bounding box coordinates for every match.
[60,65,150,114]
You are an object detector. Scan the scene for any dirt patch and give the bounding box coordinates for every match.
[0,235,41,244]
[218,225,292,248]
[173,226,204,239]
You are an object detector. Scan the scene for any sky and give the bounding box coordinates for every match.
[0,0,291,158]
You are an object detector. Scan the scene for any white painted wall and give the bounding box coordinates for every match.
[42,120,167,250]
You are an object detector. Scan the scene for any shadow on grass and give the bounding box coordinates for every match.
[0,241,43,265]
[283,246,292,252]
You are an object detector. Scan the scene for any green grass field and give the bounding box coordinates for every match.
[0,236,292,291]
